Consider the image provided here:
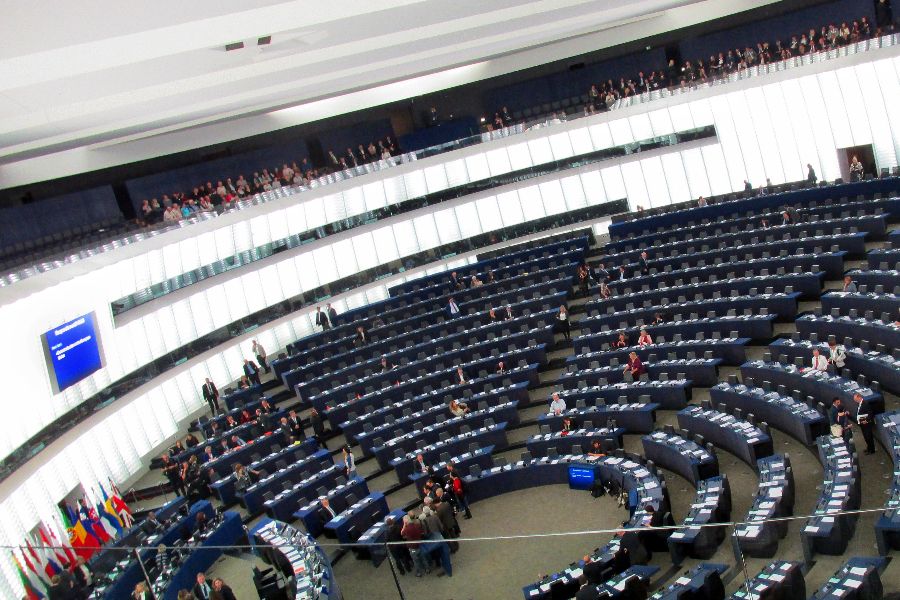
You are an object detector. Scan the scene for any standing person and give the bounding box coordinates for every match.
[447,297,461,317]
[211,578,237,600]
[326,303,339,327]
[807,163,818,184]
[557,305,571,341]
[449,471,473,519]
[251,340,269,374]
[315,306,330,330]
[828,339,846,369]
[343,446,357,479]
[243,359,262,386]
[623,352,645,378]
[201,378,220,415]
[309,408,327,449]
[829,398,852,443]
[401,513,427,577]
[386,516,414,575]
[161,454,186,497]
[852,393,877,454]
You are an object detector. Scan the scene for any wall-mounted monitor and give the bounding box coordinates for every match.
[41,312,104,394]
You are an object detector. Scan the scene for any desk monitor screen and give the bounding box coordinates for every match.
[40,312,104,394]
[568,465,596,490]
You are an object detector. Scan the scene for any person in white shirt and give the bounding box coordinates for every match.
[549,392,566,415]
[637,328,652,347]
[827,340,846,368]
[810,348,828,371]
[448,297,461,317]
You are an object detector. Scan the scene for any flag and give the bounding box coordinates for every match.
[23,539,49,586]
[41,524,72,570]
[11,551,44,600]
[68,517,101,560]
[96,502,122,539]
[19,546,46,594]
[108,479,133,528]
[35,530,63,578]
[51,510,77,567]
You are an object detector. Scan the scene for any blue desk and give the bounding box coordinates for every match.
[555,381,692,410]
[221,384,265,411]
[210,439,318,505]
[284,286,565,392]
[570,338,750,368]
[797,312,900,354]
[845,268,900,291]
[390,422,509,483]
[641,430,718,486]
[648,563,727,600]
[331,363,537,430]
[809,557,887,600]
[573,565,660,600]
[250,518,340,599]
[204,432,303,479]
[200,397,266,436]
[733,455,794,559]
[668,477,731,565]
[739,360,884,417]
[408,446,495,495]
[710,380,828,446]
[868,248,900,270]
[241,449,333,515]
[726,560,805,600]
[574,315,776,350]
[821,290,900,322]
[608,178,900,239]
[801,435,861,561]
[875,411,900,555]
[559,359,721,388]
[592,273,822,315]
[323,492,390,545]
[158,511,244,600]
[176,409,287,464]
[344,378,530,443]
[371,401,519,469]
[677,406,773,469]
[355,508,407,565]
[537,404,658,434]
[580,293,801,333]
[299,322,554,407]
[320,346,545,426]
[293,477,370,537]
[603,215,880,265]
[264,463,348,522]
[526,427,625,457]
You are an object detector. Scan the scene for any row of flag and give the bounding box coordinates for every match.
[12,480,132,599]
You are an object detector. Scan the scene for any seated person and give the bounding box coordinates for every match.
[613,332,629,348]
[549,392,566,415]
[238,375,251,389]
[587,439,605,457]
[449,399,470,417]
[561,417,574,434]
[808,348,828,371]
[637,328,652,347]
[495,360,506,375]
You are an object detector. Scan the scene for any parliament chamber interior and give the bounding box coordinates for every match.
[4,0,900,599]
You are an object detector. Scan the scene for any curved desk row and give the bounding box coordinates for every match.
[343,376,531,442]
[588,272,822,315]
[250,517,340,600]
[210,438,319,505]
[263,463,351,522]
[809,556,887,600]
[710,380,827,447]
[575,315,777,350]
[648,563,727,600]
[845,268,900,290]
[570,338,750,368]
[875,411,900,554]
[526,427,626,457]
[676,406,772,469]
[560,359,721,388]
[733,455,794,559]
[240,449,333,514]
[668,476,731,566]
[796,313,900,361]
[537,404,659,435]
[801,435,861,561]
[641,430,718,487]
[580,293,801,333]
[390,421,509,483]
[554,380,692,410]
[727,560,804,600]
[821,290,900,322]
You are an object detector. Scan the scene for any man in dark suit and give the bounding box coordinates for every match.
[243,359,262,386]
[315,306,330,330]
[326,303,339,327]
[637,251,650,275]
[201,378,220,414]
[288,410,304,438]
[853,393,877,454]
[193,572,213,600]
[309,408,327,448]
[318,498,338,523]
[354,325,369,346]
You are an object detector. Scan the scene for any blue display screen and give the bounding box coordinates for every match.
[41,313,104,393]
[568,465,595,490]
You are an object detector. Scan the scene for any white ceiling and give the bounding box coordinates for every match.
[0,0,777,188]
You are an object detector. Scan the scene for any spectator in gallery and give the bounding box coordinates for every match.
[743,180,753,192]
[876,0,893,29]
[807,163,818,183]
[849,155,864,181]
[163,203,181,222]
